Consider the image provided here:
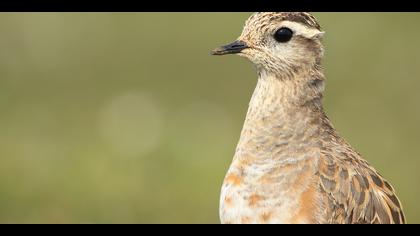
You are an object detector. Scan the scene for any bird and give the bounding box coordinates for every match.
[211,12,405,224]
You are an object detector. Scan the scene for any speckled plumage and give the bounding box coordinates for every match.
[213,12,405,224]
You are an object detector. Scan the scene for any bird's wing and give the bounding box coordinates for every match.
[317,152,405,224]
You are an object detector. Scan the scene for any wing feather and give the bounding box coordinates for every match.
[317,154,405,224]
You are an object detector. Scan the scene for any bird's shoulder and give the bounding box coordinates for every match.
[316,142,405,224]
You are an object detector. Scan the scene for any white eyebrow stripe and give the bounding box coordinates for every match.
[279,21,323,38]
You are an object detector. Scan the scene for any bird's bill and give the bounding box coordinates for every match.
[211,40,249,55]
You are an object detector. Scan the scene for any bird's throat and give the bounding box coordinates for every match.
[234,72,326,162]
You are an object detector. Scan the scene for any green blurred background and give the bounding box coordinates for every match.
[0,13,419,223]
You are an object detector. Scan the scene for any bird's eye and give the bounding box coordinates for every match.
[274,27,293,43]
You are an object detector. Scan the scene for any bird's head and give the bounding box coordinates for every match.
[212,12,325,78]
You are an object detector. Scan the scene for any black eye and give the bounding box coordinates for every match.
[274,27,293,43]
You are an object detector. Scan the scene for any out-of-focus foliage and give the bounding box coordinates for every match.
[0,13,419,223]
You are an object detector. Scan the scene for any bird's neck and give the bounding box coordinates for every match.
[234,69,329,162]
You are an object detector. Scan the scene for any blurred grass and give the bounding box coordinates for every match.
[0,13,419,223]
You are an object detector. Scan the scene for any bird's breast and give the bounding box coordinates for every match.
[219,154,322,224]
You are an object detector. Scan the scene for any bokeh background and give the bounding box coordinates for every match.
[0,13,419,223]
